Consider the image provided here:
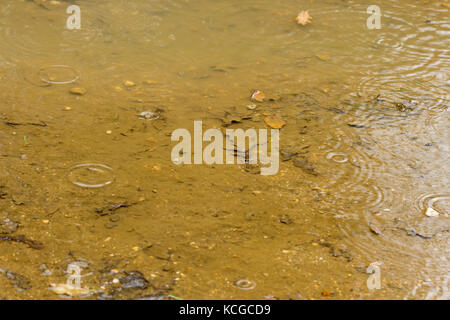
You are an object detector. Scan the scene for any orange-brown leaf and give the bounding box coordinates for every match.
[264,115,286,129]
[296,11,312,26]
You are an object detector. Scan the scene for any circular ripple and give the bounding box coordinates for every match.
[234,279,256,290]
[326,152,348,163]
[317,129,390,211]
[137,111,160,121]
[39,65,81,85]
[425,108,450,137]
[416,194,450,216]
[357,5,449,110]
[0,2,104,61]
[68,163,114,188]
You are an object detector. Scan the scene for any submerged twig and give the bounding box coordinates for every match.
[0,234,44,250]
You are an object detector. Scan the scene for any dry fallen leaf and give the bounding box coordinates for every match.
[321,289,331,297]
[264,114,286,129]
[296,11,312,26]
[425,207,440,217]
[251,90,265,102]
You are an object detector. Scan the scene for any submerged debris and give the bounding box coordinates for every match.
[32,0,61,10]
[396,220,449,239]
[4,270,32,291]
[243,164,261,174]
[280,150,299,161]
[347,123,369,129]
[119,271,149,289]
[220,111,254,127]
[369,221,383,235]
[4,120,47,127]
[395,102,413,112]
[279,214,293,225]
[0,234,44,250]
[0,188,7,199]
[292,156,318,175]
[320,242,353,262]
[0,217,19,234]
[95,202,133,216]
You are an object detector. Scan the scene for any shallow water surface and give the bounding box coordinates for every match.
[0,0,448,299]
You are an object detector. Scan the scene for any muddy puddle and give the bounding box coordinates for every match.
[0,0,448,299]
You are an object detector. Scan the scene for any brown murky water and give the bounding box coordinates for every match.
[0,0,448,299]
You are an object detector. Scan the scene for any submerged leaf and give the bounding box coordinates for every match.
[264,114,286,129]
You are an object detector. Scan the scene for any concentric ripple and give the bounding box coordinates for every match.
[68,163,114,188]
[234,279,256,290]
[38,65,81,85]
[357,3,450,110]
[416,194,450,216]
[0,1,105,61]
[317,129,390,211]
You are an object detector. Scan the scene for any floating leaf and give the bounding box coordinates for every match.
[425,207,439,217]
[251,90,265,102]
[296,11,312,26]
